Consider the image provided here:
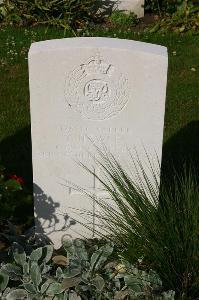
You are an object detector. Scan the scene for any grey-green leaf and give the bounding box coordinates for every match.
[42,245,53,263]
[56,267,63,280]
[0,272,9,292]
[58,291,70,300]
[42,263,51,275]
[62,267,81,279]
[30,263,42,288]
[45,282,62,296]
[6,289,27,300]
[1,287,11,297]
[12,243,26,267]
[162,290,175,299]
[61,276,81,290]
[40,280,51,294]
[73,239,88,261]
[1,264,22,280]
[68,291,81,300]
[23,283,37,294]
[124,275,143,292]
[90,243,114,271]
[23,263,29,276]
[62,239,76,258]
[30,248,42,262]
[92,275,105,291]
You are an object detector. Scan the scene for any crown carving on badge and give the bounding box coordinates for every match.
[82,55,113,75]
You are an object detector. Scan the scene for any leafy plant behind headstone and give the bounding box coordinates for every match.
[0,0,113,29]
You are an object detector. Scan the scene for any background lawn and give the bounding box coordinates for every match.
[0,27,198,187]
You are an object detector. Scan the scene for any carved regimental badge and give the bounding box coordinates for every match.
[65,53,129,120]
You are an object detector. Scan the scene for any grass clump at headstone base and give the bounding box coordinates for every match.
[81,149,199,299]
[0,26,198,187]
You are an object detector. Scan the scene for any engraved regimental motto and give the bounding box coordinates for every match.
[65,52,129,120]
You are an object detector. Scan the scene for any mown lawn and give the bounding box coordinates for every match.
[0,27,198,186]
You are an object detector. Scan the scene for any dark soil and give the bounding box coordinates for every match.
[133,13,160,31]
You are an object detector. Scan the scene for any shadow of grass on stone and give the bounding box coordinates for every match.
[0,121,198,191]
[0,120,198,226]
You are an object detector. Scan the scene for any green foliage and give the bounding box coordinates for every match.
[0,272,9,291]
[121,263,175,299]
[0,243,59,299]
[0,0,111,29]
[145,0,196,14]
[0,240,175,299]
[60,239,116,298]
[109,11,139,27]
[147,3,199,33]
[144,0,199,34]
[0,221,51,261]
[0,166,33,223]
[80,152,199,299]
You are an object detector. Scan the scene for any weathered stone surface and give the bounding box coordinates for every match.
[29,37,168,248]
[114,0,144,18]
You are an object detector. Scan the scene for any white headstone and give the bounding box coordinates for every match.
[29,37,168,248]
[114,0,144,18]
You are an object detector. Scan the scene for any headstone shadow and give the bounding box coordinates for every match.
[0,121,198,241]
[161,120,199,181]
[34,184,76,242]
[0,126,33,189]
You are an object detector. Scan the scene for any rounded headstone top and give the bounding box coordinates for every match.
[29,37,167,58]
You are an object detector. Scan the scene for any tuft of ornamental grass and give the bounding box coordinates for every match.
[80,150,199,299]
